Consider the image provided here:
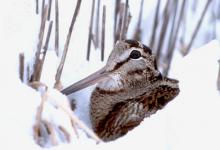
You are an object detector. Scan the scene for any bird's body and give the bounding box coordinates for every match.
[62,40,179,142]
[91,77,179,141]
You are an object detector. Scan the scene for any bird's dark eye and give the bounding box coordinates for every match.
[129,50,141,59]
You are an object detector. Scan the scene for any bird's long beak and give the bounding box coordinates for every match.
[61,67,110,95]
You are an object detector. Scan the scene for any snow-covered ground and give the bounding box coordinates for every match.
[0,0,220,150]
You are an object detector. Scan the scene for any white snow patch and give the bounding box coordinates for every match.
[1,0,220,149]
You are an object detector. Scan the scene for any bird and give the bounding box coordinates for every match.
[61,40,180,142]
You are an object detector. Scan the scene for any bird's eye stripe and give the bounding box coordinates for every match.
[112,58,130,71]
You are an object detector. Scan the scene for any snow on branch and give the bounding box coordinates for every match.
[29,82,101,147]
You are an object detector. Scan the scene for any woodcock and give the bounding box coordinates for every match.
[62,40,180,142]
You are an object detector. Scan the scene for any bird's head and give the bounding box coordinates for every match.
[62,40,179,100]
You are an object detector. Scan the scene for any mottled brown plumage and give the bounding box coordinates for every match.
[62,40,179,142]
[90,40,179,141]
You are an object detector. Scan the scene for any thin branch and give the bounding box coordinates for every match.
[47,93,102,143]
[137,0,143,30]
[32,5,49,81]
[120,0,129,40]
[116,3,125,42]
[149,0,161,48]
[218,0,220,19]
[133,0,144,41]
[58,126,71,142]
[125,12,132,39]
[47,0,52,20]
[166,0,178,53]
[33,90,47,146]
[27,65,30,82]
[155,0,171,60]
[217,60,220,92]
[43,120,58,145]
[179,2,187,51]
[70,120,79,138]
[55,0,82,88]
[94,0,100,48]
[183,0,212,56]
[43,21,53,51]
[101,5,106,61]
[169,0,186,51]
[19,53,25,82]
[36,0,39,14]
[114,0,121,44]
[211,1,216,39]
[35,21,53,80]
[35,21,53,82]
[55,0,59,56]
[31,84,77,146]
[41,0,45,20]
[163,0,186,76]
[87,0,96,61]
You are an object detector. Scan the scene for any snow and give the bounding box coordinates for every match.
[168,40,220,150]
[0,0,220,149]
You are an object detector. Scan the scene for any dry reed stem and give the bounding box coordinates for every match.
[55,0,82,88]
[33,88,47,145]
[120,0,129,40]
[166,0,178,53]
[27,65,31,82]
[211,2,216,39]
[87,0,96,61]
[149,0,161,49]
[183,0,212,56]
[218,0,220,19]
[116,3,125,41]
[43,21,53,51]
[19,53,24,82]
[47,0,52,21]
[114,0,121,44]
[155,0,171,60]
[34,20,53,82]
[32,5,48,81]
[43,120,58,145]
[55,0,59,56]
[36,0,39,14]
[124,12,131,40]
[163,0,186,76]
[101,5,106,61]
[162,0,178,75]
[217,60,220,91]
[41,0,45,20]
[34,21,53,80]
[133,0,144,41]
[71,120,79,138]
[58,126,71,142]
[94,0,101,48]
